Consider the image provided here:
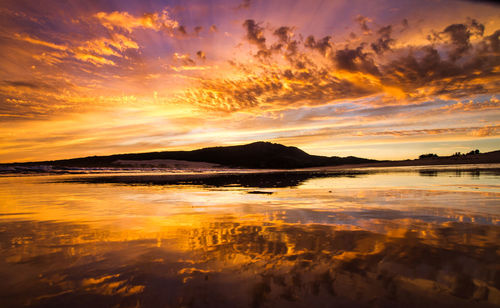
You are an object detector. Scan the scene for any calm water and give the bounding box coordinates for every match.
[0,165,499,307]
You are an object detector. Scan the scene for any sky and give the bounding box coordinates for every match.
[0,0,499,162]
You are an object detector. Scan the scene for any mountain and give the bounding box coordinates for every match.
[3,141,376,169]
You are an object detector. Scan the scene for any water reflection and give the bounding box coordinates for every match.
[1,218,498,308]
[58,166,500,188]
[419,169,488,178]
[419,170,438,177]
[60,171,367,188]
[0,166,499,307]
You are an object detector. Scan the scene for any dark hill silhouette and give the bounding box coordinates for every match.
[4,142,498,172]
[3,141,375,169]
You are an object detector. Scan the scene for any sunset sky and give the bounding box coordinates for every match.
[1,0,499,162]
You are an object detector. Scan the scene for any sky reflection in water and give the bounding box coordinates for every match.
[0,166,499,307]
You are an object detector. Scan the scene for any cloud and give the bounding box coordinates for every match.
[401,19,409,30]
[485,30,500,52]
[243,19,269,58]
[270,26,302,66]
[468,125,499,137]
[381,26,499,98]
[237,0,251,9]
[14,27,140,68]
[173,52,195,65]
[439,98,500,112]
[355,15,371,34]
[441,19,484,60]
[304,35,333,56]
[371,25,394,54]
[196,50,206,60]
[273,26,293,44]
[177,25,187,36]
[74,52,116,66]
[3,80,42,89]
[179,66,380,112]
[94,8,179,34]
[14,34,68,51]
[169,65,211,72]
[334,46,380,75]
[180,18,500,114]
[1,0,499,163]
[194,26,203,36]
[170,52,210,71]
[0,85,92,120]
[94,7,209,40]
[32,51,65,66]
[350,125,500,137]
[76,34,139,59]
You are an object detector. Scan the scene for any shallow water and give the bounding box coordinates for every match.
[1,165,499,307]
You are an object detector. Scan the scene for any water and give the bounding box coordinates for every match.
[0,165,499,307]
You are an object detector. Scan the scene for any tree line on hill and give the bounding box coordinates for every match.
[419,149,480,160]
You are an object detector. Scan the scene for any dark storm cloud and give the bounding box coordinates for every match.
[381,20,499,98]
[433,19,484,61]
[271,26,301,63]
[243,19,266,49]
[304,35,333,56]
[334,46,380,75]
[443,24,473,60]
[485,30,499,52]
[371,25,394,54]
[243,19,270,58]
[273,26,293,44]
[382,47,450,86]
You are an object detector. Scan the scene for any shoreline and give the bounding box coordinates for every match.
[2,161,500,176]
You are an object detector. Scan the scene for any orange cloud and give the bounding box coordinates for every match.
[74,52,116,66]
[32,51,66,65]
[468,125,499,137]
[169,65,212,72]
[14,34,68,51]
[14,32,138,67]
[95,8,179,34]
[439,97,500,112]
[78,35,139,58]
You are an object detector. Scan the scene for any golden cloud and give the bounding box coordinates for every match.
[14,34,68,51]
[74,52,116,66]
[468,125,499,137]
[95,8,179,34]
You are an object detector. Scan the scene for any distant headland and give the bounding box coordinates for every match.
[1,141,499,172]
